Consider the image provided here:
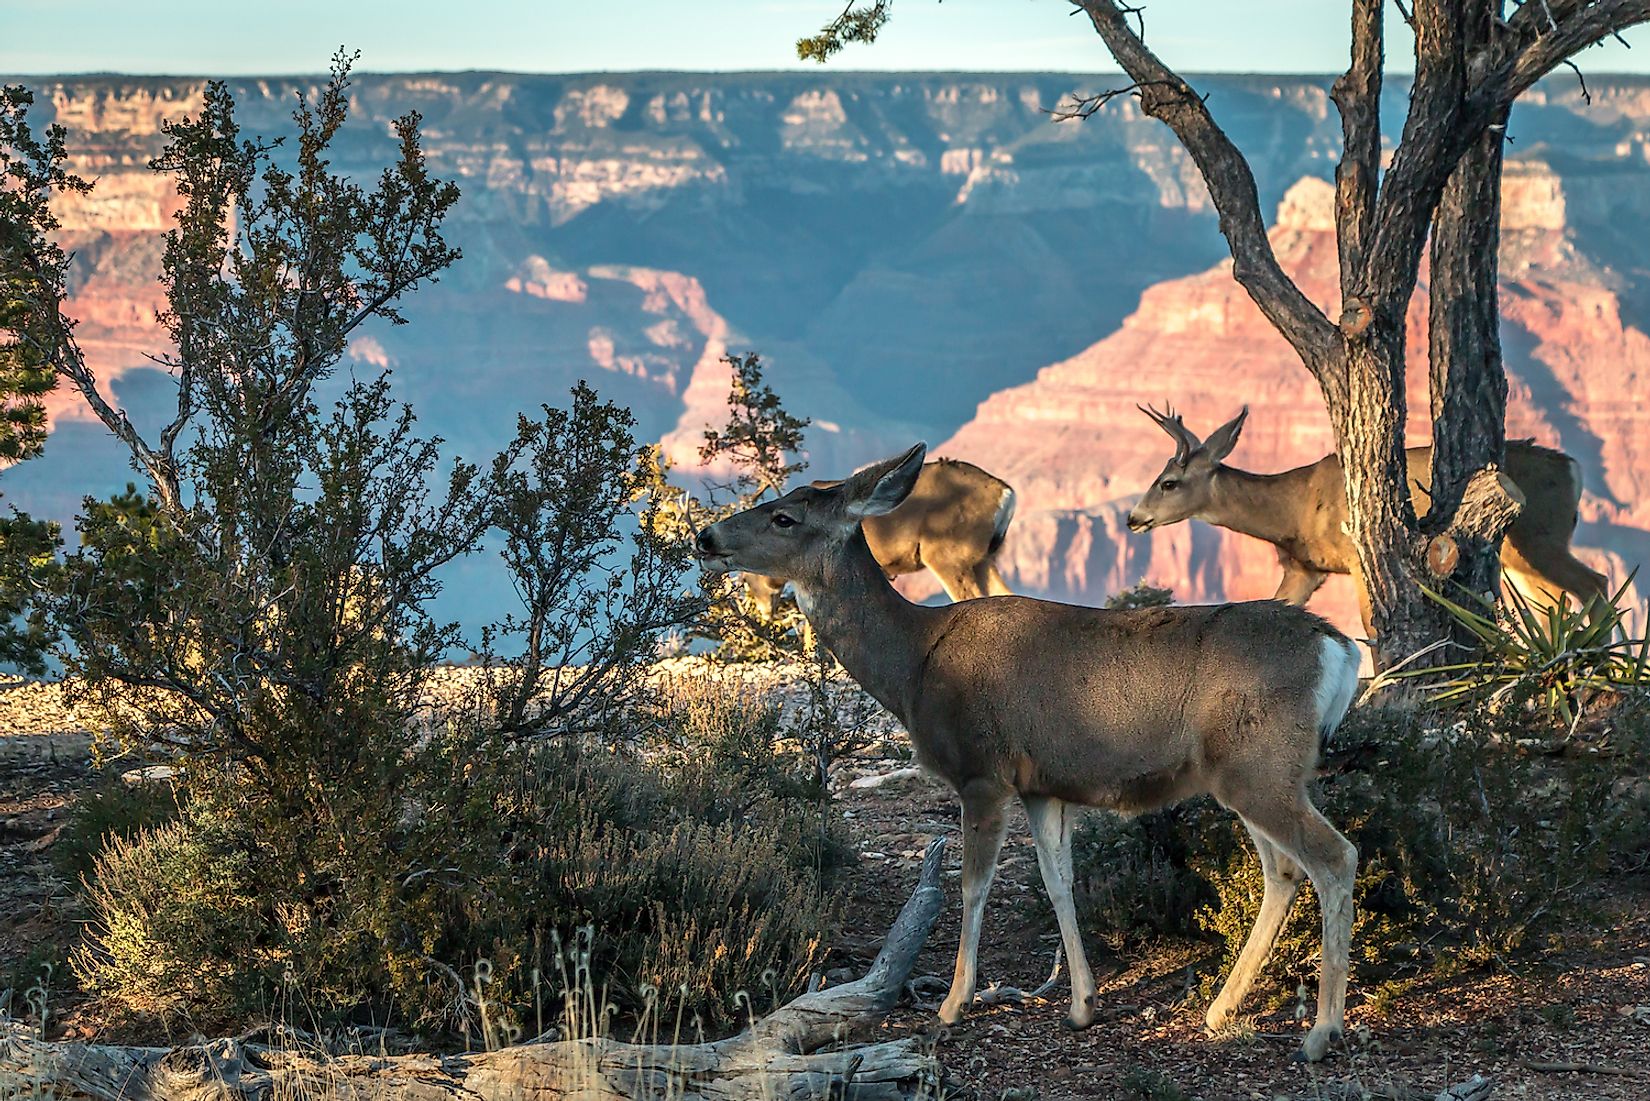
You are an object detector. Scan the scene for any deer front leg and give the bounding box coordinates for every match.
[929,554,987,602]
[1022,795,1096,1029]
[939,781,1010,1025]
[1273,556,1327,606]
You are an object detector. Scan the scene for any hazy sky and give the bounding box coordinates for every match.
[5,1,1648,76]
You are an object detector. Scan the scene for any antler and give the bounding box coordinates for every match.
[1137,403,1202,465]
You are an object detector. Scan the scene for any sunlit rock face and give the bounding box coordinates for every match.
[8,71,1650,633]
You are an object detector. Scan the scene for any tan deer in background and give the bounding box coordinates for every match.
[1128,406,1607,631]
[696,443,1363,1062]
[743,458,1015,613]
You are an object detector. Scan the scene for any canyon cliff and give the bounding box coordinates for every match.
[4,72,1648,632]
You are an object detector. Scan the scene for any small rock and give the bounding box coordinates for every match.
[123,764,178,784]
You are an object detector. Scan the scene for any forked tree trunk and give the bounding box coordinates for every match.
[1068,0,1650,670]
[0,843,950,1101]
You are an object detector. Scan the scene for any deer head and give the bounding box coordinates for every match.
[1126,405,1248,532]
[696,443,927,581]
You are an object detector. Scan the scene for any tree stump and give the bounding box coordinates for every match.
[1424,465,1526,584]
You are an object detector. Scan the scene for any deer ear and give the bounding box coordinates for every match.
[1200,407,1248,463]
[845,443,927,518]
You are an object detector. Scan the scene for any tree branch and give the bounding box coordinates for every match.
[38,327,180,510]
[1332,0,1384,304]
[1497,1,1650,102]
[1359,0,1468,318]
[1070,0,1338,372]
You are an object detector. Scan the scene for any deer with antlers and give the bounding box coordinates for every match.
[743,458,1016,614]
[1128,406,1606,631]
[696,444,1363,1062]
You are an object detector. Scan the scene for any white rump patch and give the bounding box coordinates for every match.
[1313,635,1362,737]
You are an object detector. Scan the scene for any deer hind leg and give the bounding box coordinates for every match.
[1022,795,1096,1029]
[939,781,1011,1025]
[1502,535,1608,615]
[1229,787,1357,1063]
[1205,823,1303,1032]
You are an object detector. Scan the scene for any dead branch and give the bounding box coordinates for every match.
[1520,1059,1648,1077]
[1331,0,1384,298]
[1046,80,1182,121]
[1499,1,1650,102]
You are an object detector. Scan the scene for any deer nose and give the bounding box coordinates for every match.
[1126,511,1151,533]
[695,528,720,557]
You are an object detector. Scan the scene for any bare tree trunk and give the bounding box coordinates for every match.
[1427,0,1512,615]
[1331,333,1436,658]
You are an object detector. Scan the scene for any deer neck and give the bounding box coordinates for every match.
[791,527,942,727]
[1202,466,1310,550]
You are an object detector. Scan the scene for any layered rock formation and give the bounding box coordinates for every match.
[5,71,1650,633]
[939,163,1650,633]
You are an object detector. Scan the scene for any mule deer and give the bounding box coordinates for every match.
[1128,406,1607,630]
[696,444,1362,1062]
[744,458,1015,613]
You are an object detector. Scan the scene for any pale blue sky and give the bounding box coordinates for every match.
[5,1,1647,76]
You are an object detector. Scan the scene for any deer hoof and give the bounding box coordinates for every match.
[1063,1009,1094,1031]
[1293,1025,1344,1063]
[937,999,967,1026]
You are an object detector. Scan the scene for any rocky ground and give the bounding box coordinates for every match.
[4,670,1650,1100]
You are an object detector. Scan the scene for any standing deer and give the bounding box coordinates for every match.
[743,458,1015,613]
[1127,406,1606,630]
[696,444,1362,1062]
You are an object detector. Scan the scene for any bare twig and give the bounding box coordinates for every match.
[1520,1059,1647,1077]
[1046,80,1188,121]
[1560,57,1592,102]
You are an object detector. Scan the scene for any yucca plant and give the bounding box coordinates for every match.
[1384,574,1650,726]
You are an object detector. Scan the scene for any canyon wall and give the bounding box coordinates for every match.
[4,72,1649,633]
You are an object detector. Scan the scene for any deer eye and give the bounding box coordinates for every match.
[1160,478,1181,492]
[771,513,797,529]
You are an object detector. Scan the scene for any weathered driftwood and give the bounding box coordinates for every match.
[0,841,948,1101]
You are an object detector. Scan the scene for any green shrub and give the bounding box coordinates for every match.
[75,714,846,1039]
[406,702,848,1038]
[74,802,272,1025]
[1072,803,1215,947]
[53,770,182,884]
[1072,701,1650,1004]
[1104,582,1175,610]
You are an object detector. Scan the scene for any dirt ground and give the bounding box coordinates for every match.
[4,733,1650,1099]
[828,764,1650,1101]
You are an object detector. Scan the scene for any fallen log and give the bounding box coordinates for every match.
[0,841,949,1101]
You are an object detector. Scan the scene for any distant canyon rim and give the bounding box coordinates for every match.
[5,70,1649,638]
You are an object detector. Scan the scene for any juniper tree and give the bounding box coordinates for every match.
[0,86,79,674]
